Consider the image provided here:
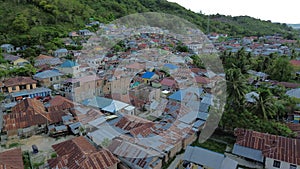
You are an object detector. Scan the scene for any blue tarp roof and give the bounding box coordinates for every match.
[168,87,204,102]
[60,60,79,68]
[164,63,178,70]
[141,72,155,79]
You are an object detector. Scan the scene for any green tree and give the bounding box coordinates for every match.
[12,14,29,33]
[267,57,294,81]
[251,90,276,120]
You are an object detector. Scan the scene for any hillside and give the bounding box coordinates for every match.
[0,0,298,49]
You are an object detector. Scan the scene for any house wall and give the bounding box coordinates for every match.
[265,157,300,169]
[7,83,37,93]
[38,76,62,87]
[73,79,102,102]
[183,133,197,148]
[58,66,80,76]
[169,140,183,159]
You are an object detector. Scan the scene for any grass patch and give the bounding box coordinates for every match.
[191,139,227,154]
[33,161,44,168]
[8,142,22,148]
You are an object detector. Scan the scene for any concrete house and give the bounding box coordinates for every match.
[233,128,300,169]
[1,77,37,93]
[48,136,119,169]
[57,60,80,76]
[1,44,15,53]
[33,70,64,87]
[54,48,68,57]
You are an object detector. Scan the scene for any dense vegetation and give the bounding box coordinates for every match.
[220,49,298,137]
[0,0,298,52]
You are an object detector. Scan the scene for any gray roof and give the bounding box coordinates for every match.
[232,144,264,163]
[286,88,300,99]
[83,96,113,109]
[34,70,63,79]
[87,124,121,145]
[183,146,238,169]
[245,92,259,103]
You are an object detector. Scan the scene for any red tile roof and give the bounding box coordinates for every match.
[3,77,37,87]
[290,60,300,67]
[234,128,300,165]
[0,148,24,169]
[48,136,119,169]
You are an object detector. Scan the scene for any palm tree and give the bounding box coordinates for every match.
[226,68,248,108]
[251,90,276,120]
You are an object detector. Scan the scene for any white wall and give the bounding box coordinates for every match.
[265,157,300,169]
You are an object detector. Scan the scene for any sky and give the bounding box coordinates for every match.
[167,0,299,24]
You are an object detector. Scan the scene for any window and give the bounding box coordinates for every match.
[273,160,281,168]
[50,77,53,81]
[12,86,16,91]
[56,76,59,80]
[290,164,297,169]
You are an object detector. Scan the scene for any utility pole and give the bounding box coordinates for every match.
[207,15,210,34]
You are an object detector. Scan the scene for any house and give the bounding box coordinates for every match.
[34,54,62,67]
[1,76,37,93]
[286,88,300,99]
[78,29,93,36]
[1,44,15,53]
[63,75,102,102]
[10,87,51,101]
[182,146,238,169]
[48,136,120,169]
[0,148,24,169]
[245,91,259,103]
[33,70,64,87]
[108,138,163,169]
[141,71,158,84]
[163,63,178,74]
[54,48,68,57]
[3,53,29,66]
[57,60,80,76]
[233,128,300,169]
[3,98,70,137]
[160,78,177,92]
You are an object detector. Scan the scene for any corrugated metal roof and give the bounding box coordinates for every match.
[183,146,237,169]
[34,70,63,79]
[232,143,264,162]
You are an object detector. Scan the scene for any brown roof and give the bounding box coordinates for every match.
[125,62,145,70]
[3,77,36,87]
[48,96,74,112]
[160,78,176,87]
[48,136,119,169]
[234,128,300,165]
[195,76,210,84]
[276,82,300,89]
[3,98,69,131]
[0,148,24,169]
[4,98,49,131]
[36,54,54,60]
